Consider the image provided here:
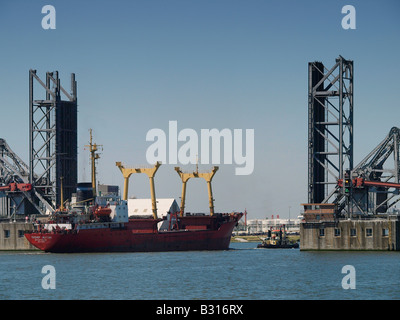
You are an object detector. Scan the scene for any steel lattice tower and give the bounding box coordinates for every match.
[308,56,354,205]
[29,70,77,212]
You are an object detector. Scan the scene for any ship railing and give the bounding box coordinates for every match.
[24,225,78,235]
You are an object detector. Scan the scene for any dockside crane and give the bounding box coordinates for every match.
[0,138,51,215]
[335,127,400,216]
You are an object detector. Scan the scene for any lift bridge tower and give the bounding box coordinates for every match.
[29,70,78,213]
[308,56,354,210]
[303,56,400,250]
[308,57,400,217]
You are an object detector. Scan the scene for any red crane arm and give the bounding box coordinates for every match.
[338,178,400,189]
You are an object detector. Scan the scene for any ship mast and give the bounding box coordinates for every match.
[85,129,102,197]
[60,176,64,211]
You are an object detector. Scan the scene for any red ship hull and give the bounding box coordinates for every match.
[25,213,242,253]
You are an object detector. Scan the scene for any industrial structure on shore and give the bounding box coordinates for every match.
[237,215,302,235]
[1,70,77,218]
[1,71,78,249]
[301,56,400,250]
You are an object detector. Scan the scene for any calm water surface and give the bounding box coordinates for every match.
[1,242,399,300]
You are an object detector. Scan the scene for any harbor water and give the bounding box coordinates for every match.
[1,242,399,300]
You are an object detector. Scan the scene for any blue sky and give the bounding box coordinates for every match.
[1,0,399,218]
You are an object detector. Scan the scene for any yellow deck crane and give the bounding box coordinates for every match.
[115,161,161,220]
[174,165,219,216]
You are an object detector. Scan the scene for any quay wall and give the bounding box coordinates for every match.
[0,222,36,250]
[300,216,400,251]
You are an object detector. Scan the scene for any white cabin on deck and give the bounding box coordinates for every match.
[95,195,129,223]
[109,200,129,223]
[128,198,180,219]
[128,198,180,231]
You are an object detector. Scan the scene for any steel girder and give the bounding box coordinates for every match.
[349,127,400,215]
[29,70,77,213]
[308,56,354,207]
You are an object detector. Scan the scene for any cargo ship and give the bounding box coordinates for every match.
[25,131,243,253]
[24,202,243,253]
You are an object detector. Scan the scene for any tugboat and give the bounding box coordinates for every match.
[257,225,299,249]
